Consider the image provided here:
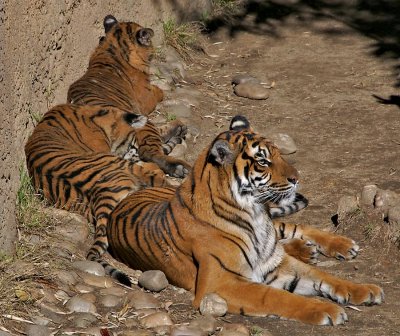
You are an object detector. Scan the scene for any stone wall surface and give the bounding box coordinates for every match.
[0,0,209,254]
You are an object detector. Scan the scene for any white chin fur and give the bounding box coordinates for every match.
[278,191,296,206]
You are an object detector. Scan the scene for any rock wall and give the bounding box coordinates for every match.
[0,0,210,255]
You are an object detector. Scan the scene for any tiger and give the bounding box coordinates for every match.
[67,14,190,177]
[106,115,384,325]
[25,104,184,284]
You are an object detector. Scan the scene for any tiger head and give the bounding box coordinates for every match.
[97,15,155,68]
[205,115,299,208]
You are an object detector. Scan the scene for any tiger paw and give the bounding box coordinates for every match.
[318,234,359,261]
[282,239,319,264]
[164,158,191,178]
[317,281,384,305]
[290,299,348,325]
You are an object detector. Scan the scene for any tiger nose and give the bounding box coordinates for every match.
[287,176,298,185]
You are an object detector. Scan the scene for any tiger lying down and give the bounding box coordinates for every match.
[107,115,384,325]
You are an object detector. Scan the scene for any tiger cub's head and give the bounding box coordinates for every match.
[207,115,299,207]
[98,15,155,67]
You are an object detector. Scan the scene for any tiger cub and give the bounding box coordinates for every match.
[67,15,190,177]
[107,115,383,325]
[25,105,175,284]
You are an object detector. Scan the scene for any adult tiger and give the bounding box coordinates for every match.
[25,104,182,283]
[107,115,383,325]
[67,15,190,177]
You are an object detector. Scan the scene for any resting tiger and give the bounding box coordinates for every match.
[67,15,190,177]
[107,115,384,325]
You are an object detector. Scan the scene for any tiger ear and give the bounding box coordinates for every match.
[230,115,251,132]
[209,139,234,165]
[136,28,154,46]
[104,15,118,33]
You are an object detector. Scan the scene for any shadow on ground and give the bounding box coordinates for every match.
[203,0,400,96]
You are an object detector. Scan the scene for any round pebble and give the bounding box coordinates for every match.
[80,273,114,288]
[165,104,193,119]
[169,142,188,160]
[189,315,217,333]
[55,270,79,286]
[199,293,228,317]
[74,283,94,294]
[337,195,359,217]
[270,133,297,155]
[388,206,400,225]
[66,295,97,314]
[38,301,68,323]
[72,260,106,276]
[232,74,260,85]
[128,290,162,309]
[361,184,378,206]
[138,270,169,292]
[233,82,269,100]
[71,312,99,328]
[374,190,400,215]
[171,326,205,336]
[99,294,121,308]
[25,325,51,336]
[99,286,127,297]
[140,311,173,328]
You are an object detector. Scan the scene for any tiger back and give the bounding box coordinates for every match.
[107,115,383,325]
[25,104,172,284]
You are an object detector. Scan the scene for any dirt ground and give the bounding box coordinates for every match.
[170,3,400,335]
[3,1,400,335]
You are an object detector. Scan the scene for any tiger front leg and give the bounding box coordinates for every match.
[270,255,384,306]
[274,221,359,261]
[192,249,348,326]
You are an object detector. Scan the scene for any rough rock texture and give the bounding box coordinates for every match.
[0,0,210,255]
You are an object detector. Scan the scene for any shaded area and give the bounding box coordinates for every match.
[373,94,400,108]
[204,0,400,88]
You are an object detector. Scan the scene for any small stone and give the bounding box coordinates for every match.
[165,104,192,119]
[270,133,297,155]
[374,189,400,215]
[99,294,121,308]
[80,292,97,303]
[71,312,99,328]
[169,142,188,160]
[128,290,162,309]
[233,83,269,100]
[189,315,217,333]
[38,302,68,324]
[66,295,97,314]
[80,272,114,288]
[222,323,250,336]
[140,311,173,328]
[72,260,106,276]
[74,283,94,293]
[31,316,51,326]
[337,195,359,218]
[171,326,205,336]
[54,289,70,302]
[199,293,228,317]
[388,206,400,225]
[99,286,127,297]
[136,309,158,318]
[360,184,378,206]
[119,330,153,336]
[138,270,169,292]
[25,325,51,336]
[55,270,79,286]
[232,74,260,85]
